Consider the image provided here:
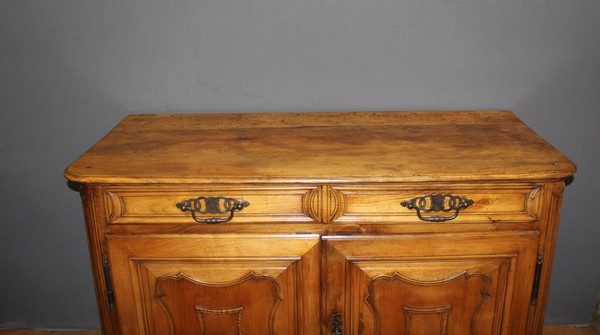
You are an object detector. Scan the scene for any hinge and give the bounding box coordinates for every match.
[530,254,544,305]
[332,312,342,335]
[102,256,116,311]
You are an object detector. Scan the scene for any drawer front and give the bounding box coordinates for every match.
[104,184,541,225]
[104,186,314,224]
[335,184,541,224]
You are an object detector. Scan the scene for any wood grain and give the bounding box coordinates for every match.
[64,111,575,184]
[2,326,596,334]
[63,111,577,335]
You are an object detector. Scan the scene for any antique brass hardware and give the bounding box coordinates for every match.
[176,196,249,223]
[401,194,474,222]
[102,257,115,311]
[531,254,544,305]
[332,312,342,335]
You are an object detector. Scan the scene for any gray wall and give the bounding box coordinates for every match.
[1,0,599,328]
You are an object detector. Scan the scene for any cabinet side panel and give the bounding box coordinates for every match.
[80,184,119,334]
[530,181,567,334]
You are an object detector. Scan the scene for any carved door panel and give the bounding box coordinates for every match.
[106,234,320,335]
[323,231,540,335]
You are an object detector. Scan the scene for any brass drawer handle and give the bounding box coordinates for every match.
[176,196,250,224]
[401,194,474,222]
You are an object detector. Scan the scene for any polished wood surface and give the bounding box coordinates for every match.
[4,326,595,335]
[65,111,576,334]
[65,111,575,184]
[101,183,541,225]
[323,232,539,333]
[107,234,320,334]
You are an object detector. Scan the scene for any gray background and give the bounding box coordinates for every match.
[1,0,599,329]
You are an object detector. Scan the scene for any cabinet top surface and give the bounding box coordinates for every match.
[64,111,576,184]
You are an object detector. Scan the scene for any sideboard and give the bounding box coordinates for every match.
[65,111,576,334]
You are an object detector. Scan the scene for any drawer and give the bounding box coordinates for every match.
[335,184,541,224]
[103,186,315,224]
[103,184,541,225]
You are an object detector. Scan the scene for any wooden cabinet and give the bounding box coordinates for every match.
[65,111,576,334]
[323,232,539,334]
[107,234,321,334]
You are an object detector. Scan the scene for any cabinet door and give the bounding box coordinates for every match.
[106,234,320,335]
[323,231,540,335]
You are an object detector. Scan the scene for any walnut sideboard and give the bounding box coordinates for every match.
[65,111,576,335]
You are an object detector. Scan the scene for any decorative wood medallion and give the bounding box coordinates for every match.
[403,305,452,335]
[195,305,244,335]
[303,186,345,223]
[104,191,123,223]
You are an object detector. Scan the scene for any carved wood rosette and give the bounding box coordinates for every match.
[303,186,345,223]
